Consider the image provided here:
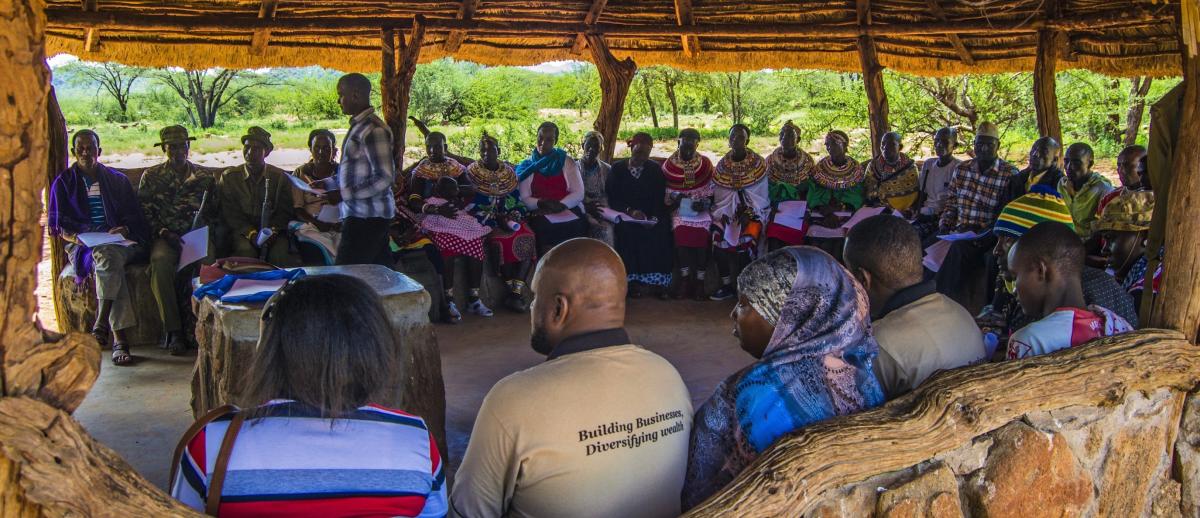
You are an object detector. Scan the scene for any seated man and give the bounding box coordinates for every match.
[1001,136,1062,208]
[1095,189,1159,315]
[217,127,296,265]
[913,127,960,241]
[452,238,693,518]
[1006,222,1133,360]
[1096,145,1150,217]
[844,215,986,398]
[137,125,216,354]
[1059,142,1113,237]
[48,129,149,365]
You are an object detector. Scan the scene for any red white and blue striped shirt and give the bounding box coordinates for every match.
[171,400,446,518]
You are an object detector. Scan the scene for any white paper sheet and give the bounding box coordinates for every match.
[841,206,888,231]
[255,227,274,247]
[316,205,341,224]
[805,211,852,239]
[286,172,327,195]
[722,220,740,247]
[777,200,807,215]
[923,239,953,272]
[599,207,657,226]
[177,226,209,272]
[771,212,806,231]
[937,230,987,241]
[222,278,288,301]
[77,232,135,248]
[544,210,579,224]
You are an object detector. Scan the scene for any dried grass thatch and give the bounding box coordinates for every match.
[43,0,1183,77]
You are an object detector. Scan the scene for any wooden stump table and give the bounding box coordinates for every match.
[190,264,448,459]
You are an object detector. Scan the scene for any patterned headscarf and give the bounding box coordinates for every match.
[683,246,885,509]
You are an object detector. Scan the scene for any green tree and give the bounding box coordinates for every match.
[158,69,275,128]
[410,59,474,125]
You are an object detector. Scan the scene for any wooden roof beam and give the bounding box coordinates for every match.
[442,0,479,52]
[250,0,278,55]
[571,0,607,55]
[82,0,99,53]
[924,0,975,65]
[674,0,699,58]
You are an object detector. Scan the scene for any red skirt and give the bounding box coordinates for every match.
[431,231,485,261]
[488,224,537,264]
[766,221,808,245]
[674,225,710,248]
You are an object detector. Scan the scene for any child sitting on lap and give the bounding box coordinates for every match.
[420,176,494,322]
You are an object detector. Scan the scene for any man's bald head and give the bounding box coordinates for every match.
[529,238,627,355]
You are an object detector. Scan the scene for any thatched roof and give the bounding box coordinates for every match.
[43,0,1183,77]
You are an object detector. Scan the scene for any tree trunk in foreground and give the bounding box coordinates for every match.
[1124,76,1153,146]
[588,34,636,164]
[1033,29,1063,144]
[858,35,890,157]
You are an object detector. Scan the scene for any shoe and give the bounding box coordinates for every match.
[166,331,189,356]
[467,298,494,317]
[691,279,709,301]
[91,325,112,349]
[504,293,529,313]
[442,301,463,324]
[709,285,736,301]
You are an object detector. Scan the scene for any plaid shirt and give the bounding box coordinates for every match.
[939,158,1019,232]
[337,107,397,220]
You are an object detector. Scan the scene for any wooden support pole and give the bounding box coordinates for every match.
[46,87,71,333]
[81,0,99,53]
[250,0,278,55]
[442,0,478,52]
[858,35,889,156]
[1148,5,1200,342]
[673,0,699,58]
[587,34,636,164]
[380,17,425,171]
[1033,0,1063,143]
[571,0,608,55]
[924,0,975,65]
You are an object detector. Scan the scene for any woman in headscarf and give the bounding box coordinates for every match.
[579,130,614,246]
[681,246,885,510]
[606,132,675,298]
[518,121,590,255]
[764,121,815,250]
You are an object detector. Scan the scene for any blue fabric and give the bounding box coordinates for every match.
[193,268,307,303]
[83,176,108,227]
[514,148,567,181]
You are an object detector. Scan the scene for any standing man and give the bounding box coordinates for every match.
[138,125,216,354]
[326,73,397,267]
[1058,142,1113,238]
[217,127,295,265]
[936,121,1019,303]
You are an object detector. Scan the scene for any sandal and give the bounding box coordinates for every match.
[111,343,133,366]
[166,332,189,356]
[91,325,112,349]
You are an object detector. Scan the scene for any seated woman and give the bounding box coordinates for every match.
[518,121,589,255]
[289,129,341,265]
[578,131,614,246]
[419,176,494,321]
[806,130,865,258]
[407,131,468,211]
[466,132,537,313]
[764,121,815,250]
[710,124,770,301]
[606,132,675,298]
[48,129,149,366]
[170,274,446,517]
[864,131,919,216]
[664,128,716,300]
[682,246,885,509]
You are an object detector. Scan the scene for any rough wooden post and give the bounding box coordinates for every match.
[1148,7,1200,342]
[586,33,636,164]
[46,86,71,332]
[1033,0,1063,143]
[857,35,890,156]
[380,17,425,171]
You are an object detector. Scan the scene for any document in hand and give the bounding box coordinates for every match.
[177,226,209,272]
[77,232,136,248]
[937,230,988,241]
[805,211,853,239]
[722,220,740,247]
[544,210,579,224]
[772,201,807,230]
[599,207,657,226]
[286,172,327,195]
[316,205,341,224]
[923,239,953,272]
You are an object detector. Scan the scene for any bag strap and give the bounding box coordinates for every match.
[169,404,239,491]
[206,410,248,516]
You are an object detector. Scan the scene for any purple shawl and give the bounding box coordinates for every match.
[682,246,884,510]
[48,163,148,282]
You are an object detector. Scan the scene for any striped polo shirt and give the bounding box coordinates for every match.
[84,176,107,229]
[171,400,446,517]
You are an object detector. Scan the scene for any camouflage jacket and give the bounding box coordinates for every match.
[137,161,217,237]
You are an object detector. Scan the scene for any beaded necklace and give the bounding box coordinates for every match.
[412,158,464,180]
[767,147,815,185]
[812,155,864,190]
[466,160,518,197]
[714,150,767,189]
[665,152,711,190]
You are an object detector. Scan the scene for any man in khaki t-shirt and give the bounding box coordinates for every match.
[845,215,987,398]
[451,238,693,518]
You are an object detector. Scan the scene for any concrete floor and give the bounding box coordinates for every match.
[73,296,750,489]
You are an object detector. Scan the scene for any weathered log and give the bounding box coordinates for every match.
[684,330,1200,516]
[0,396,202,517]
[43,7,1163,38]
[587,34,636,164]
[442,0,479,52]
[46,87,70,333]
[1149,9,1200,343]
[249,0,278,55]
[858,34,889,158]
[3,331,99,414]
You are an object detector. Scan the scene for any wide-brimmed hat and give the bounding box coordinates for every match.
[1094,189,1155,233]
[154,125,195,147]
[241,126,274,151]
[976,121,1000,139]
